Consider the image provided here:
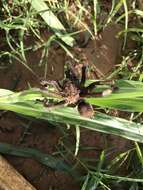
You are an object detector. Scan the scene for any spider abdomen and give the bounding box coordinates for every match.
[77,100,94,118]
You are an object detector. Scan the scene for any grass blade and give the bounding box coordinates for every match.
[106,0,124,25]
[135,142,143,167]
[30,0,75,46]
[74,125,80,156]
[122,0,128,49]
[0,142,70,172]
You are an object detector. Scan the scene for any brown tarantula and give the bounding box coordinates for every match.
[40,66,117,118]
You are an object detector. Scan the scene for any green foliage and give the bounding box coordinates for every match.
[0,142,70,172]
[1,0,143,189]
[86,80,143,112]
[1,80,143,143]
[30,0,75,46]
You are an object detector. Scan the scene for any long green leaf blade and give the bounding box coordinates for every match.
[0,79,143,142]
[0,101,143,143]
[0,143,70,172]
[30,0,75,46]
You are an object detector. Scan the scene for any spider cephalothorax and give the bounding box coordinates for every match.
[40,66,117,118]
[62,80,80,104]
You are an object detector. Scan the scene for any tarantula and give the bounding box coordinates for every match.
[40,66,117,118]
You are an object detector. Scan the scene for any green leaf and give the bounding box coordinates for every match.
[0,80,143,143]
[0,89,13,96]
[86,80,143,112]
[81,173,90,190]
[30,0,75,46]
[0,97,143,143]
[0,142,70,172]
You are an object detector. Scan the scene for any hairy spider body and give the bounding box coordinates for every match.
[40,66,117,118]
[78,100,94,118]
[62,80,80,105]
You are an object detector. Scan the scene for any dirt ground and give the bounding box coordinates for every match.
[0,24,131,190]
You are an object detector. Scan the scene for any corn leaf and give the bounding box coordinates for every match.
[86,80,143,112]
[0,85,143,142]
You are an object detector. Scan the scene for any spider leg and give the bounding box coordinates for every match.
[85,81,101,92]
[43,100,67,109]
[81,92,103,98]
[40,79,63,92]
[65,68,80,87]
[81,80,118,95]
[80,81,101,96]
[50,81,63,92]
[80,66,87,87]
[80,80,118,98]
[83,85,118,98]
[56,81,64,91]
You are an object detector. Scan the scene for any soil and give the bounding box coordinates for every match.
[0,5,132,190]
